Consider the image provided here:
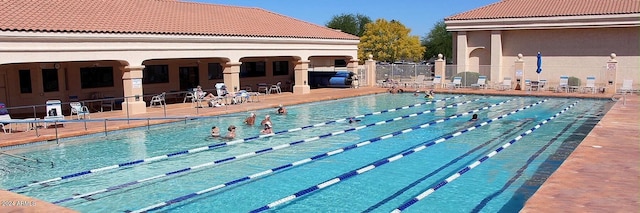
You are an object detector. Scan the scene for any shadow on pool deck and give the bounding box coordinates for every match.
[0,86,637,212]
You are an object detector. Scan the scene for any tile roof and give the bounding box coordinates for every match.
[0,0,358,40]
[446,0,640,20]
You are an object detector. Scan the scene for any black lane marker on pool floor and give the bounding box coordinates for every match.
[364,120,534,212]
[491,107,602,213]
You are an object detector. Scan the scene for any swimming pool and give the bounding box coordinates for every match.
[0,94,612,212]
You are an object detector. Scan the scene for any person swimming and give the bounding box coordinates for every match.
[348,117,361,124]
[425,90,435,99]
[469,113,478,121]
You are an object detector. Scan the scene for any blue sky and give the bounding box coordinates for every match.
[193,0,500,38]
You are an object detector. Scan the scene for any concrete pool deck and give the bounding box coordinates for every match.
[0,86,637,212]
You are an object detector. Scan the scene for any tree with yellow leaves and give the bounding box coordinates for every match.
[358,19,424,63]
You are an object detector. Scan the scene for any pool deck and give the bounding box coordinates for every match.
[0,86,637,212]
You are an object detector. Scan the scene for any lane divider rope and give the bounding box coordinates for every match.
[249,99,547,213]
[7,95,463,192]
[52,98,485,204]
[391,101,576,212]
[129,98,519,213]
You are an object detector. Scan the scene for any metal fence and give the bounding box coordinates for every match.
[375,64,435,82]
[372,63,638,91]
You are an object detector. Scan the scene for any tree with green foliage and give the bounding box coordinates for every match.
[358,19,424,63]
[422,21,452,61]
[325,13,372,37]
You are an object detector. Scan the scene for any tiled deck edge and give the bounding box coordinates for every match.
[521,94,640,212]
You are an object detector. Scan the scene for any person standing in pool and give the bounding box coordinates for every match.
[244,113,256,125]
[260,121,273,134]
[225,125,236,139]
[277,104,287,114]
[260,115,272,126]
[210,126,220,137]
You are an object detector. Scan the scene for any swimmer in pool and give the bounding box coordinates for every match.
[210,126,220,137]
[469,113,478,121]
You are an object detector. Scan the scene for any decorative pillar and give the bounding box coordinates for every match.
[293,60,311,94]
[365,54,376,87]
[122,65,146,114]
[514,53,524,90]
[347,59,359,74]
[490,31,502,83]
[456,31,468,74]
[434,54,446,88]
[606,53,617,94]
[223,62,241,93]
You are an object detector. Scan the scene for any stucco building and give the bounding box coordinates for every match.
[0,0,360,115]
[445,0,639,91]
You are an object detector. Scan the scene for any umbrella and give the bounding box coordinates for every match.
[536,52,542,81]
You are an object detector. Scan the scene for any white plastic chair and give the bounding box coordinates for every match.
[471,76,487,89]
[447,77,462,89]
[557,76,569,93]
[582,76,597,94]
[0,103,12,133]
[268,82,282,94]
[620,79,633,94]
[150,92,166,107]
[69,102,90,119]
[499,77,512,90]
[411,75,426,88]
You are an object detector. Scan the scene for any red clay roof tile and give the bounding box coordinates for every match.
[446,0,640,20]
[0,0,359,40]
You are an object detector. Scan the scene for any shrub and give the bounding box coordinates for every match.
[568,76,581,86]
[453,72,480,87]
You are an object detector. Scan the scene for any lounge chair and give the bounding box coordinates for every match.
[471,76,487,89]
[150,92,166,107]
[556,76,569,93]
[69,102,90,119]
[524,79,532,91]
[538,79,548,91]
[411,75,426,88]
[447,77,462,89]
[620,79,633,94]
[429,75,442,89]
[0,102,12,133]
[581,76,597,94]
[499,77,512,90]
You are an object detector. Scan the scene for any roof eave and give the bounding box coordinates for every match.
[445,13,640,31]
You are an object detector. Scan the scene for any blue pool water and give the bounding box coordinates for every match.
[0,94,611,212]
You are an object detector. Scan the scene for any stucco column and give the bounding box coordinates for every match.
[514,54,525,90]
[434,54,446,88]
[606,53,618,94]
[223,62,241,92]
[122,65,146,114]
[364,54,376,87]
[293,60,310,94]
[490,31,502,83]
[347,59,359,74]
[456,31,468,74]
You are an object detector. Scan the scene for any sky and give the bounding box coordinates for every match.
[192,0,501,38]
